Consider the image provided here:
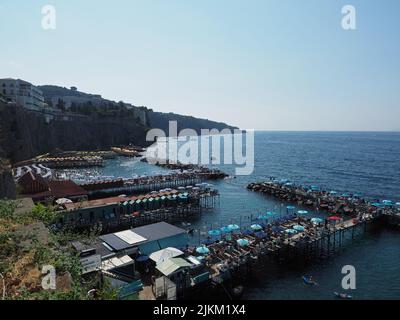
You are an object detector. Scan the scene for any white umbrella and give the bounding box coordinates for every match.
[55,198,73,205]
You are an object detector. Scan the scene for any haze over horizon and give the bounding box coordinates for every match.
[1,0,399,131]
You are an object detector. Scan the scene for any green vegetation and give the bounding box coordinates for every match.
[67,100,140,120]
[0,200,117,300]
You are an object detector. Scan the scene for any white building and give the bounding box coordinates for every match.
[0,78,45,110]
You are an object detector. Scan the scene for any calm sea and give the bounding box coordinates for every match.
[68,131,400,299]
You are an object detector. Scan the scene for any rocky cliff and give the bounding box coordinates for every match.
[0,160,16,199]
[0,103,148,163]
[0,84,238,167]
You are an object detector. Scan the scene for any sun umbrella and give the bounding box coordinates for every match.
[311,217,323,224]
[255,231,267,239]
[196,246,210,255]
[293,225,305,232]
[371,203,383,207]
[297,210,309,215]
[236,239,249,247]
[257,215,268,221]
[136,255,150,262]
[208,229,221,237]
[396,202,400,206]
[341,193,350,198]
[272,226,284,232]
[311,185,319,191]
[382,200,393,206]
[228,224,240,231]
[250,224,263,231]
[285,228,298,234]
[329,191,338,195]
[286,206,295,210]
[267,211,277,216]
[220,226,232,233]
[242,230,253,235]
[55,198,72,205]
[328,216,341,221]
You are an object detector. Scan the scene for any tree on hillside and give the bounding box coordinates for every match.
[56,98,66,112]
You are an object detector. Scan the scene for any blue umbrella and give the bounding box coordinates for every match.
[196,246,210,254]
[286,206,295,210]
[267,211,277,216]
[208,229,221,237]
[382,200,393,206]
[242,230,253,235]
[297,210,309,215]
[396,202,400,206]
[341,193,350,198]
[250,224,263,231]
[372,203,383,207]
[255,231,267,239]
[136,255,149,262]
[311,217,323,224]
[272,226,285,232]
[237,239,249,247]
[257,215,268,220]
[329,191,338,195]
[220,226,232,233]
[285,228,298,234]
[311,185,319,191]
[228,224,240,231]
[293,225,305,232]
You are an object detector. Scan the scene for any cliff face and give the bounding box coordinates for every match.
[1,85,238,165]
[0,161,16,199]
[0,103,148,163]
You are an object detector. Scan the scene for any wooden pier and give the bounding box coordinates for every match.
[247,180,399,220]
[81,172,222,199]
[176,213,376,300]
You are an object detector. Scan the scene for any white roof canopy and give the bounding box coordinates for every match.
[114,230,147,245]
[149,247,184,265]
[102,255,133,271]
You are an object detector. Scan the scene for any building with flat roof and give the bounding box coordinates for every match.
[71,222,188,278]
[99,222,188,255]
[0,78,45,110]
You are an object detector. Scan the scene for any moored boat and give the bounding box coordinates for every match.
[334,292,352,299]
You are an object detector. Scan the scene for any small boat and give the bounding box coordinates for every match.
[232,285,244,298]
[334,292,352,300]
[302,276,318,286]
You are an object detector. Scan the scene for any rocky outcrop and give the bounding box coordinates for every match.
[147,111,238,134]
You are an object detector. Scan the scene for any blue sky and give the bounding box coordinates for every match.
[1,0,399,131]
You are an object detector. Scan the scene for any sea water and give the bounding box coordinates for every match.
[65,131,400,299]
